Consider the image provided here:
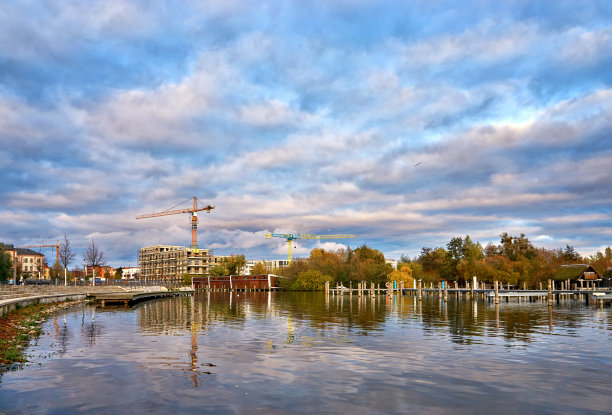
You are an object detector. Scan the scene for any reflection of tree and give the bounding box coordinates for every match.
[132,292,594,348]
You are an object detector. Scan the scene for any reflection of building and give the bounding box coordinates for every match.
[138,245,216,280]
[192,275,281,290]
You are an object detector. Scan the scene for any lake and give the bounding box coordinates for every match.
[0,292,610,414]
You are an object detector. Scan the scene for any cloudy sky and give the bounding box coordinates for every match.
[1,0,611,267]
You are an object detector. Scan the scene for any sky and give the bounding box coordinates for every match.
[0,0,611,268]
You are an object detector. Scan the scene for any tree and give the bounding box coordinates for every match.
[561,245,581,263]
[250,261,267,275]
[49,263,63,280]
[59,234,76,286]
[209,265,226,277]
[389,263,414,285]
[222,254,247,275]
[83,240,106,286]
[500,233,536,261]
[292,270,330,290]
[114,267,123,279]
[0,244,12,282]
[417,247,447,282]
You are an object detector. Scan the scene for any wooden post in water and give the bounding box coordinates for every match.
[470,280,474,298]
[438,281,442,299]
[443,281,448,302]
[494,281,499,304]
[417,280,422,301]
[325,281,329,293]
[371,282,375,297]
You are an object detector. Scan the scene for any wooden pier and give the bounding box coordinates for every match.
[328,280,611,307]
[89,289,194,307]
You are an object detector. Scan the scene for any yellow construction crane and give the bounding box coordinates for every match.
[265,233,355,262]
[136,196,214,249]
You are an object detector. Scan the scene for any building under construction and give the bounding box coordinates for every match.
[138,245,221,280]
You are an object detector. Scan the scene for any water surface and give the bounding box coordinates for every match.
[0,292,610,414]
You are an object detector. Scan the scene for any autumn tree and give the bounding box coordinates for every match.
[389,262,414,285]
[209,265,226,277]
[417,247,447,282]
[292,270,330,290]
[221,254,247,275]
[250,261,267,275]
[350,245,392,284]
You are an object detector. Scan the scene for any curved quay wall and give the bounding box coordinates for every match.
[0,293,88,318]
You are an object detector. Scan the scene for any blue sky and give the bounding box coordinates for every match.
[1,0,611,267]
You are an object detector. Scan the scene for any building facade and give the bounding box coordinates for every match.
[2,244,45,279]
[122,266,140,279]
[84,265,115,279]
[242,259,290,274]
[138,245,215,280]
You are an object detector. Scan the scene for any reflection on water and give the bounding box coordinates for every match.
[0,292,610,414]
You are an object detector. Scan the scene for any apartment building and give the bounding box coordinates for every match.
[138,245,215,280]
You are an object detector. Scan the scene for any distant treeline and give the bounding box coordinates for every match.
[268,233,612,290]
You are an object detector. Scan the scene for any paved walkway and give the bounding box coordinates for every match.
[0,285,126,317]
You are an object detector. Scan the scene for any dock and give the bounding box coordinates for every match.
[89,289,194,307]
[326,279,611,307]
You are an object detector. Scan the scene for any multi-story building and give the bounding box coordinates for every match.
[138,245,215,280]
[1,244,45,278]
[84,265,115,279]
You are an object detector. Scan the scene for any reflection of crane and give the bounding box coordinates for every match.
[21,241,60,265]
[265,233,355,262]
[136,196,214,249]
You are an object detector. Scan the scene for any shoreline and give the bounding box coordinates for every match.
[0,299,85,371]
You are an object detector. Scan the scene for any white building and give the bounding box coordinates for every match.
[122,266,140,279]
[242,259,290,275]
